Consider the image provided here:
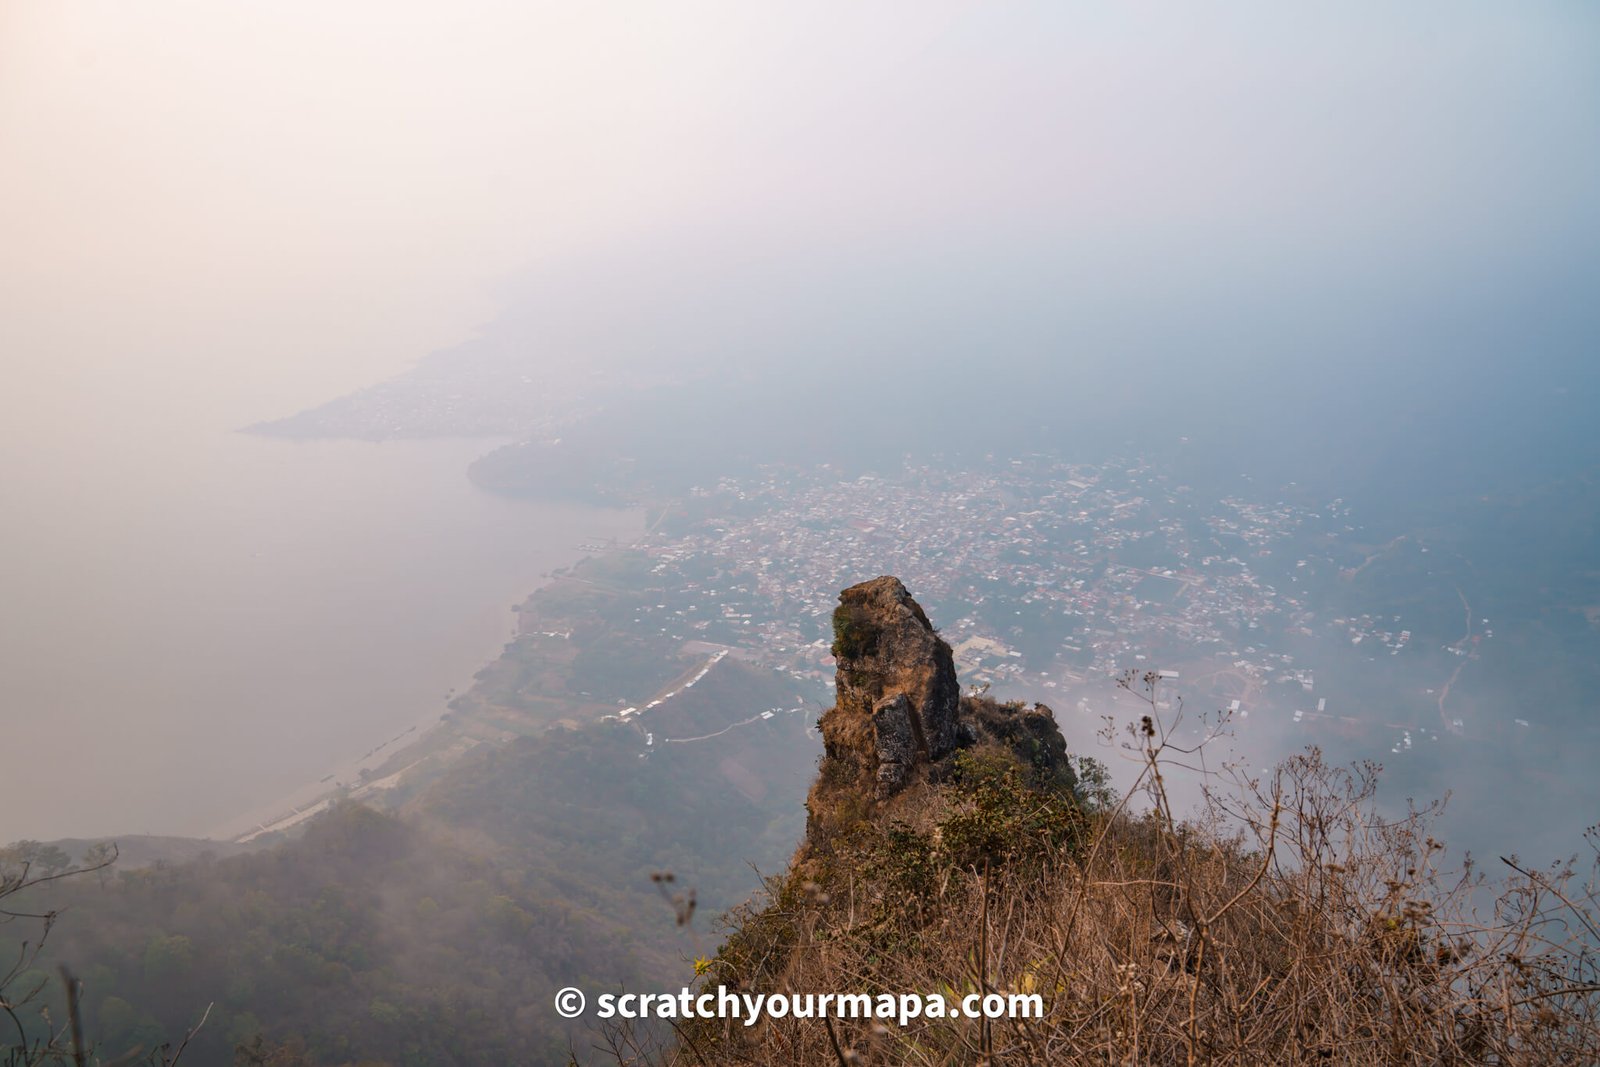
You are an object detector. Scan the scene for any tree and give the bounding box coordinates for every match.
[1,843,116,1063]
[1,843,212,1066]
[81,843,116,888]
[0,843,72,880]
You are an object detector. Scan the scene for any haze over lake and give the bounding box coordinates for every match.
[0,411,636,842]
[3,1,1595,856]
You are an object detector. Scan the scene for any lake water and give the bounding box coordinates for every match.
[0,430,638,842]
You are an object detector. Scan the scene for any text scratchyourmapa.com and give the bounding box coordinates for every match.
[553,985,1045,1028]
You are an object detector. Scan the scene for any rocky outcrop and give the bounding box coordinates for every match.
[869,693,918,795]
[804,572,1079,863]
[822,576,961,798]
[799,576,1078,880]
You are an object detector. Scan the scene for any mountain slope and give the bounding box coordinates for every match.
[678,579,1600,1066]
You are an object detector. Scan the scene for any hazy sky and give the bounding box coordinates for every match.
[4,2,1596,423]
[2,2,1598,839]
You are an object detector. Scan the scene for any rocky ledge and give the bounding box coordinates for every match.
[814,576,1072,811]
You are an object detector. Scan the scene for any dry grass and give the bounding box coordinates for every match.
[638,673,1600,1066]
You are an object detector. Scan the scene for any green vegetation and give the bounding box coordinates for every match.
[830,602,878,660]
[1,549,825,1066]
[6,670,816,1066]
[934,748,1086,868]
[6,803,606,1065]
[672,674,1600,1065]
[435,551,694,742]
[13,527,1598,1065]
[567,631,686,706]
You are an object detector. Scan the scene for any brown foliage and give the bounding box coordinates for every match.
[633,672,1600,1065]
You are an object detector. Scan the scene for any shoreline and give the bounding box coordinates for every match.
[206,702,452,843]
[205,509,647,844]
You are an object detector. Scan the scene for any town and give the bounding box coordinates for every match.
[614,453,1478,750]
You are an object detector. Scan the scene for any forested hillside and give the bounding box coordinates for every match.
[3,659,818,1066]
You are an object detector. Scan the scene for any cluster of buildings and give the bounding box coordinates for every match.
[1338,614,1413,654]
[616,456,1409,729]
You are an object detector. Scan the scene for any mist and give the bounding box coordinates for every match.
[3,0,1598,852]
[7,7,1600,1065]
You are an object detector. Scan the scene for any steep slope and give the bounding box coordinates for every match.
[680,579,1600,1066]
[6,659,820,1067]
[801,576,1077,867]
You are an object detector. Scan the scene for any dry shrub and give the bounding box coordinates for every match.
[631,672,1600,1066]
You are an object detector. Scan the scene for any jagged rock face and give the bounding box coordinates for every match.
[825,576,960,797]
[871,693,917,795]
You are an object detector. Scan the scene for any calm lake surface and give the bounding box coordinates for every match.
[0,430,637,842]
